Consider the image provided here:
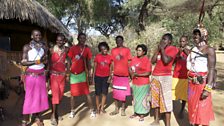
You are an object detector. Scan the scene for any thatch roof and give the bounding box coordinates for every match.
[0,0,69,35]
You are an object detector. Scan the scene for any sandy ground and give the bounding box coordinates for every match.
[0,62,224,126]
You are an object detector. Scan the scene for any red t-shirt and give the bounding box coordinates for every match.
[173,51,188,79]
[152,46,179,76]
[68,45,92,74]
[130,56,152,85]
[50,51,66,72]
[111,47,132,76]
[94,54,112,77]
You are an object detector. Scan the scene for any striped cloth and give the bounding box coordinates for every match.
[70,72,89,96]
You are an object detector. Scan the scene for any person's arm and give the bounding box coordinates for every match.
[107,61,114,83]
[21,45,36,66]
[160,47,172,65]
[201,47,216,100]
[92,62,97,85]
[134,72,151,77]
[151,49,159,64]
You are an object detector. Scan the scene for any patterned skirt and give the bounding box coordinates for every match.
[151,76,172,113]
[132,84,150,114]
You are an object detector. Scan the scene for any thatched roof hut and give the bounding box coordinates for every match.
[0,0,69,51]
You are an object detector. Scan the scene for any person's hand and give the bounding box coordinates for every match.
[131,72,138,79]
[158,42,167,50]
[107,76,112,83]
[200,90,209,100]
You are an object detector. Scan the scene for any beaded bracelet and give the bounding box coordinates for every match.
[204,84,212,92]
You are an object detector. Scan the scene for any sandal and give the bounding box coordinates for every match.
[35,118,44,126]
[129,114,138,119]
[121,109,126,116]
[50,118,58,126]
[139,116,144,122]
[101,109,106,114]
[20,120,29,126]
[109,110,119,116]
[68,111,75,118]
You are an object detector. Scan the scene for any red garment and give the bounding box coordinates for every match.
[173,51,188,79]
[111,47,132,76]
[129,56,152,85]
[152,46,179,76]
[68,45,92,74]
[70,82,89,96]
[50,51,67,104]
[94,54,112,77]
[50,51,66,72]
[50,74,65,104]
[188,71,214,125]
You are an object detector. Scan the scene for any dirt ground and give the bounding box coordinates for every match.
[0,62,223,126]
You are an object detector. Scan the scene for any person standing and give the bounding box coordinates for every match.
[150,33,179,126]
[67,33,95,118]
[172,35,189,118]
[49,34,69,125]
[92,42,112,114]
[129,44,152,122]
[109,35,131,116]
[21,29,49,126]
[187,24,215,126]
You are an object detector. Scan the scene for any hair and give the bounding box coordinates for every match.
[31,29,41,35]
[77,32,86,39]
[163,33,173,41]
[193,29,201,36]
[180,35,189,40]
[136,44,148,55]
[115,35,124,41]
[57,33,65,40]
[98,42,110,52]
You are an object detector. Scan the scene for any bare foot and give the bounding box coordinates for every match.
[149,121,160,126]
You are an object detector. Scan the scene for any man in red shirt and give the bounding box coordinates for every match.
[172,35,189,118]
[67,33,95,118]
[109,35,131,116]
[150,33,179,126]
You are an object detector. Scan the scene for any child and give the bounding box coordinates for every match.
[92,42,112,114]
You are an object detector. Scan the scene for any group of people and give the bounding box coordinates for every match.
[19,23,216,126]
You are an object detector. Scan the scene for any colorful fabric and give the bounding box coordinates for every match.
[23,68,49,114]
[70,72,89,96]
[151,76,172,113]
[188,71,214,125]
[50,51,66,72]
[152,46,179,76]
[112,75,131,101]
[173,51,188,79]
[172,78,188,101]
[132,84,150,114]
[68,45,92,74]
[111,47,132,76]
[50,74,65,104]
[94,54,112,77]
[129,56,152,85]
